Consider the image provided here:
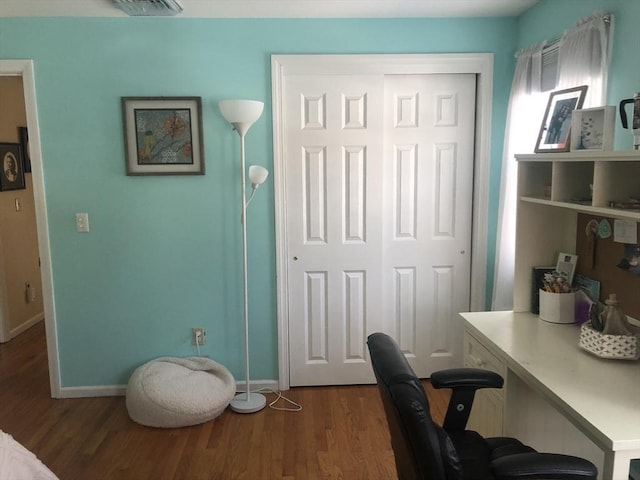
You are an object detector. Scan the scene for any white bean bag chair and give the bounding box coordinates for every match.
[126,356,236,428]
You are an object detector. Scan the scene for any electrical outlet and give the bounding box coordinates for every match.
[192,327,206,345]
[76,213,90,233]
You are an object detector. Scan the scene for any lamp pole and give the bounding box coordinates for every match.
[239,131,252,406]
[219,99,267,414]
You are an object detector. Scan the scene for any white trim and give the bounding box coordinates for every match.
[470,55,492,313]
[235,379,279,393]
[0,0,540,19]
[55,379,280,399]
[59,385,127,398]
[9,313,44,339]
[0,234,9,343]
[271,53,492,391]
[0,60,61,398]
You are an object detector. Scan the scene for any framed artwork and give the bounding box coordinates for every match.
[121,97,205,175]
[570,106,615,151]
[18,126,31,173]
[0,143,26,191]
[535,85,588,153]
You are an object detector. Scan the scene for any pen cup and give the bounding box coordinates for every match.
[539,290,576,324]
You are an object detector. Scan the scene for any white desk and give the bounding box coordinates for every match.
[461,311,640,480]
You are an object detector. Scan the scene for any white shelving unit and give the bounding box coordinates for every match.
[513,150,640,312]
[460,150,640,474]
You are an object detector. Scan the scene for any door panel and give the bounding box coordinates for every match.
[285,73,475,386]
[286,75,385,386]
[382,74,475,375]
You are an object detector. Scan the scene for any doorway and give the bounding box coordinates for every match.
[272,54,493,389]
[0,76,43,342]
[0,60,59,397]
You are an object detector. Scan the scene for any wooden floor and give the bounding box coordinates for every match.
[0,322,450,479]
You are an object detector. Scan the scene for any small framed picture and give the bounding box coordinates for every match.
[535,85,588,153]
[0,143,26,191]
[570,106,615,151]
[121,97,205,175]
[18,126,31,173]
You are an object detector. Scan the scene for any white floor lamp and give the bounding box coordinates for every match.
[219,99,269,414]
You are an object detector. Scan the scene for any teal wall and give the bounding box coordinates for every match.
[0,17,518,387]
[9,4,634,388]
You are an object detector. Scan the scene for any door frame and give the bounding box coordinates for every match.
[271,54,493,390]
[0,60,61,397]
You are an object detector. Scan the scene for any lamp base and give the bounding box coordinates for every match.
[229,392,266,414]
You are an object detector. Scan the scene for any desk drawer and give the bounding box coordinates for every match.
[464,332,506,378]
[464,331,506,437]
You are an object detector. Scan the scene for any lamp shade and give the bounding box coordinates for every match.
[219,100,264,137]
[248,165,269,186]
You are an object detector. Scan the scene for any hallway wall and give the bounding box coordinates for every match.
[0,76,43,339]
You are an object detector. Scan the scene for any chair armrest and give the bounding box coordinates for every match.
[431,368,504,390]
[491,453,597,480]
[430,368,504,432]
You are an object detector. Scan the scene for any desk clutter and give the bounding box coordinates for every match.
[533,248,640,359]
[579,293,640,360]
[579,323,639,360]
[535,253,582,324]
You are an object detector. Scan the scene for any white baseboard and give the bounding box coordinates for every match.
[235,379,279,393]
[10,312,44,339]
[56,379,280,399]
[58,385,127,398]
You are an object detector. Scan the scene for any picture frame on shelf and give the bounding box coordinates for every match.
[0,143,26,191]
[535,85,588,153]
[121,96,205,176]
[570,106,615,152]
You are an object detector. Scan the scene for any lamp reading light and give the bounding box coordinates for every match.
[248,165,269,188]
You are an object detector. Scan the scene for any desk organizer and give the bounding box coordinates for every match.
[539,290,576,324]
[579,323,640,360]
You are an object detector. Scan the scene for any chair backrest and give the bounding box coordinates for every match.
[367,333,460,480]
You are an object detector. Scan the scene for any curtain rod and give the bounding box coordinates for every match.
[516,12,612,58]
[546,12,611,52]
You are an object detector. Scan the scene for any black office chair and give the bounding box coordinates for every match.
[367,332,597,480]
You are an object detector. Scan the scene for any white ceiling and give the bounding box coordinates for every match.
[0,0,539,18]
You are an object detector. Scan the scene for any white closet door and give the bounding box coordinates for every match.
[283,72,475,386]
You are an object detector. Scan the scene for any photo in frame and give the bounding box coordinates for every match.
[535,85,588,153]
[18,126,31,173]
[0,143,26,191]
[121,97,205,175]
[570,106,615,151]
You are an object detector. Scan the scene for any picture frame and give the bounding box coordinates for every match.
[0,143,26,191]
[570,106,615,152]
[18,126,31,173]
[121,96,205,175]
[535,85,588,153]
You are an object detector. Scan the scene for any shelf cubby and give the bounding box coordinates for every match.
[514,150,640,315]
[516,151,640,221]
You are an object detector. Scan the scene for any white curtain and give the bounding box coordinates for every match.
[492,13,611,311]
[556,13,611,107]
[492,43,546,311]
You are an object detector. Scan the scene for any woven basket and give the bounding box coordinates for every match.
[579,323,640,360]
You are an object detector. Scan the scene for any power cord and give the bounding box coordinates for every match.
[195,331,202,356]
[192,333,300,412]
[253,387,303,412]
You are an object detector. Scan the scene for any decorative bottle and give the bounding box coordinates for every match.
[600,294,634,336]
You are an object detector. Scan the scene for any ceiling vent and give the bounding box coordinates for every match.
[113,0,183,16]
